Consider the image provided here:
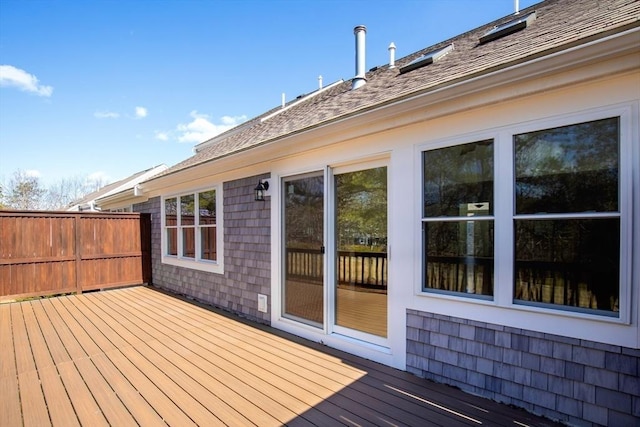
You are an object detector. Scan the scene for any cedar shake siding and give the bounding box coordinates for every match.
[134,174,271,324]
[406,310,640,426]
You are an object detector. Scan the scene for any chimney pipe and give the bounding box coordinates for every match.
[388,42,396,68]
[352,25,367,90]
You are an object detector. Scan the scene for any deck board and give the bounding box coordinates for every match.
[0,375,22,426]
[1,286,560,427]
[0,303,17,378]
[18,370,51,427]
[38,365,81,427]
[30,300,72,366]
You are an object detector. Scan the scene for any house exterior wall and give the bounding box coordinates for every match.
[133,174,271,323]
[131,46,638,426]
[406,310,640,426]
[265,68,639,424]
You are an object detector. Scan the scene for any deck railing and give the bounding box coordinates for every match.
[286,248,387,291]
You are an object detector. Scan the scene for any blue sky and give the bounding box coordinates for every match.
[0,0,538,187]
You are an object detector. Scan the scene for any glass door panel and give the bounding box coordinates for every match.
[334,166,387,337]
[283,173,324,326]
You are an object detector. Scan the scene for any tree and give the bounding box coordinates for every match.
[0,170,113,211]
[2,170,46,210]
[43,175,95,210]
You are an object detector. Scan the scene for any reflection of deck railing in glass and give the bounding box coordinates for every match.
[425,256,618,312]
[286,248,387,291]
[425,256,493,295]
[515,260,618,312]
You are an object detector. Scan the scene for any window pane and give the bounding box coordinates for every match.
[515,118,619,214]
[182,228,195,258]
[423,140,493,217]
[423,220,494,296]
[165,198,177,226]
[166,229,177,256]
[514,219,619,314]
[181,194,195,226]
[199,190,216,225]
[201,227,217,261]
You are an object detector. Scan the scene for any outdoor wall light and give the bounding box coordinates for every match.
[254,180,270,201]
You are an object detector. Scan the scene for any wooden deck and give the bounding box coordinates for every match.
[1,286,559,427]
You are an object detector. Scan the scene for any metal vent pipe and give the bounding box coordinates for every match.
[388,42,396,68]
[352,25,367,89]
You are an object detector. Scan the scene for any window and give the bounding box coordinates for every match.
[422,139,494,298]
[513,118,620,315]
[421,114,627,318]
[163,188,220,271]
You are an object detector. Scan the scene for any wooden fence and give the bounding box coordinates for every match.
[286,248,387,291]
[0,211,151,300]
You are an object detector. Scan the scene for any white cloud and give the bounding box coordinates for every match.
[154,131,169,141]
[0,65,53,97]
[135,106,148,118]
[94,111,120,119]
[176,111,247,144]
[25,169,42,178]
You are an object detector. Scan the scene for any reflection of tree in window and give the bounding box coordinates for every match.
[514,118,620,314]
[422,140,494,297]
[285,176,324,250]
[515,118,618,214]
[336,167,387,252]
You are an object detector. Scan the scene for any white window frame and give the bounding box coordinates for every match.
[161,185,224,274]
[417,104,635,325]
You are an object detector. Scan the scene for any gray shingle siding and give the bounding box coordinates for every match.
[407,309,640,426]
[133,174,271,324]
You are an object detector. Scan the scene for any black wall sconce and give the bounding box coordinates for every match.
[254,179,270,201]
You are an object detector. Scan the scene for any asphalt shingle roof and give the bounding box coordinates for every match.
[153,0,639,181]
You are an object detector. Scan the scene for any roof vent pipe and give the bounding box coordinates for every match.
[318,75,323,89]
[281,93,285,108]
[388,42,396,68]
[352,25,367,90]
[514,0,520,14]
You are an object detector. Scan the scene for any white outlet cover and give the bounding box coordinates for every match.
[258,294,267,313]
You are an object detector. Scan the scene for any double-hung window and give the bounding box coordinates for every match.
[163,188,222,273]
[422,110,630,319]
[422,139,495,298]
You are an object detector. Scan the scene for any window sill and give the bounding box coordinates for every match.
[162,255,224,275]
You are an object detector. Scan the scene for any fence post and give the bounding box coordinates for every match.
[74,214,83,294]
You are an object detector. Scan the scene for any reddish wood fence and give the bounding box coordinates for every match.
[0,211,151,300]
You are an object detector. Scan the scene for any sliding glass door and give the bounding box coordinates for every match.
[281,162,388,343]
